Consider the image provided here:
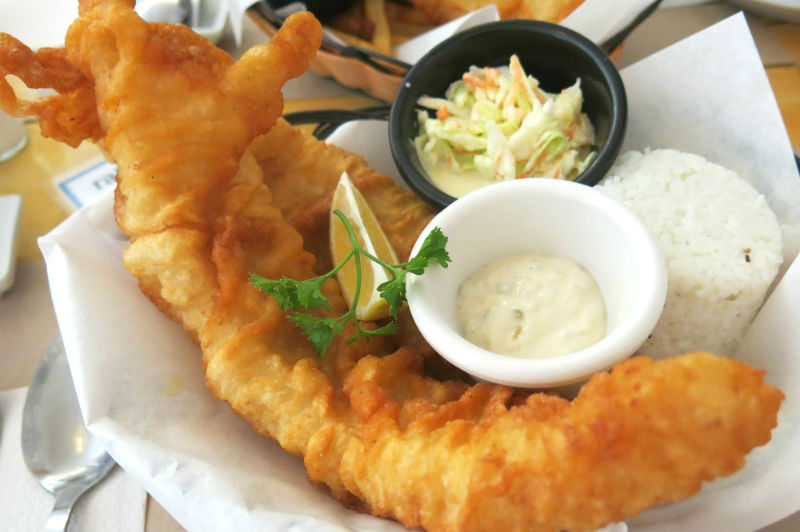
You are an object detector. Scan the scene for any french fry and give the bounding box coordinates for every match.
[364,0,392,55]
[329,11,376,42]
[328,27,378,50]
[386,2,434,45]
[261,1,585,60]
[385,1,435,26]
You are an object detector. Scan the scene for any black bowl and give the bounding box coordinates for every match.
[389,20,628,209]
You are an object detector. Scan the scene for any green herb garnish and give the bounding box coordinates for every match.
[250,210,450,357]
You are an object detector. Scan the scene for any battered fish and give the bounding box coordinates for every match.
[0,2,784,531]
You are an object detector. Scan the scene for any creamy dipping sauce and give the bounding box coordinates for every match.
[456,252,606,359]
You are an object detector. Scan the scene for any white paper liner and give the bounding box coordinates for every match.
[38,14,800,532]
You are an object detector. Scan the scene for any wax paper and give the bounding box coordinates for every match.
[38,13,800,532]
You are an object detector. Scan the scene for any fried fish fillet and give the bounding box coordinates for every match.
[0,3,784,531]
[248,119,438,273]
[407,0,584,25]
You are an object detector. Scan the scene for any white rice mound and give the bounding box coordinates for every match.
[597,149,783,358]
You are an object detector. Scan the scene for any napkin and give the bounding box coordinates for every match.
[35,12,800,532]
[560,0,659,45]
[392,6,500,64]
[0,387,147,532]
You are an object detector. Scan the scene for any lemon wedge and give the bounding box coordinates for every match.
[330,172,399,321]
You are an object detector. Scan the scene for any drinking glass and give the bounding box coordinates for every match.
[0,110,28,163]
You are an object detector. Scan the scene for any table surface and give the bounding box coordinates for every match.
[1,3,798,531]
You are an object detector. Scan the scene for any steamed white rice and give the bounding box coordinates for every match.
[596,149,783,358]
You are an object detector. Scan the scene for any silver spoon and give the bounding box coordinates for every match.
[21,334,115,532]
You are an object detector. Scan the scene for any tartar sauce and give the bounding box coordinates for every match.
[456,252,606,359]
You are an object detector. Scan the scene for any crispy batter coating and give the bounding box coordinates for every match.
[408,0,584,25]
[0,3,784,531]
[0,34,102,145]
[249,119,438,272]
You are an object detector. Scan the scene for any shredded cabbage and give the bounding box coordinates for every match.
[414,55,596,183]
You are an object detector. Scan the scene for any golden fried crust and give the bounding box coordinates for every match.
[248,119,458,375]
[249,119,437,272]
[0,35,102,146]
[335,352,783,532]
[0,3,784,532]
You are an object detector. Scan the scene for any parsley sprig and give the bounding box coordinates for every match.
[250,210,450,357]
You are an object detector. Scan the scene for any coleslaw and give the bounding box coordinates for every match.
[414,55,596,196]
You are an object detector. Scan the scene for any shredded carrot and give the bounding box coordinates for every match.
[485,67,500,87]
[510,55,545,104]
[553,167,561,179]
[565,125,575,139]
[462,73,489,89]
[436,105,450,120]
[518,153,548,179]
[522,150,548,176]
[509,55,526,91]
